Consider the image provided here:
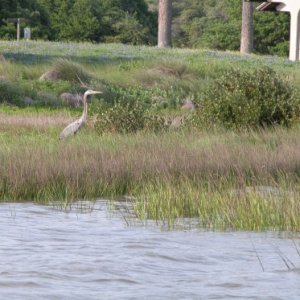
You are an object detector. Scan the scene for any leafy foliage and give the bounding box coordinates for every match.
[107,12,155,45]
[0,80,26,105]
[0,76,72,107]
[0,0,290,56]
[101,83,188,111]
[0,0,51,39]
[171,0,289,56]
[195,67,299,129]
[95,100,166,134]
[254,12,289,56]
[0,0,156,44]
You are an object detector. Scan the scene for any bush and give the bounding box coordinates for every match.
[52,59,91,84]
[195,67,299,129]
[0,80,24,105]
[0,79,72,107]
[103,85,186,110]
[144,113,167,133]
[108,13,155,45]
[95,100,167,134]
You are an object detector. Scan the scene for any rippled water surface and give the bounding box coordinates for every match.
[1,201,300,300]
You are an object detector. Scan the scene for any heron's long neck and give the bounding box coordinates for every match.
[82,94,88,122]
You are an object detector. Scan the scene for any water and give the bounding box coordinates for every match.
[0,201,300,300]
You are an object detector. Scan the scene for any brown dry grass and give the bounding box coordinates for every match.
[0,112,74,128]
[1,115,300,230]
[1,124,300,201]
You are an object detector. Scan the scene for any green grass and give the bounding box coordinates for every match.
[1,109,300,231]
[134,179,300,231]
[1,40,300,231]
[1,40,300,107]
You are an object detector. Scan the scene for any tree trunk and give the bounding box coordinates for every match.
[158,0,172,48]
[240,1,254,54]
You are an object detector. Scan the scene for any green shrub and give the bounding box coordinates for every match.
[95,100,167,134]
[95,101,145,134]
[108,13,155,45]
[30,80,72,97]
[0,80,23,105]
[0,79,72,107]
[102,85,186,110]
[144,113,167,133]
[196,67,299,129]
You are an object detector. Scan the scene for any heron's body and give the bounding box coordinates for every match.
[59,90,102,140]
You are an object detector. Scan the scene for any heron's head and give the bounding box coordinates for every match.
[84,90,103,97]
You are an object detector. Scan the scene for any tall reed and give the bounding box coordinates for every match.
[2,111,300,230]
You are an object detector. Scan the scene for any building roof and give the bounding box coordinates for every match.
[256,2,280,12]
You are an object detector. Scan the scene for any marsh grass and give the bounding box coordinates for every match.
[51,59,91,84]
[0,59,20,80]
[0,111,74,128]
[1,111,300,230]
[134,179,300,231]
[1,41,300,230]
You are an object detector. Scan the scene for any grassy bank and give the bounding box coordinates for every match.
[1,40,300,109]
[1,41,300,231]
[1,111,300,231]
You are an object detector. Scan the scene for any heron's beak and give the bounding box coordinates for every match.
[92,91,102,95]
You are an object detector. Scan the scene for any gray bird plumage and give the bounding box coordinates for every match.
[59,89,102,140]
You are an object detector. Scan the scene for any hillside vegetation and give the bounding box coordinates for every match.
[1,41,300,230]
[1,40,299,128]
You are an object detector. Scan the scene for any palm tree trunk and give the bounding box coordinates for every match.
[240,0,254,54]
[158,0,172,48]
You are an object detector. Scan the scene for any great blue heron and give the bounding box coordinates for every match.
[59,89,102,139]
